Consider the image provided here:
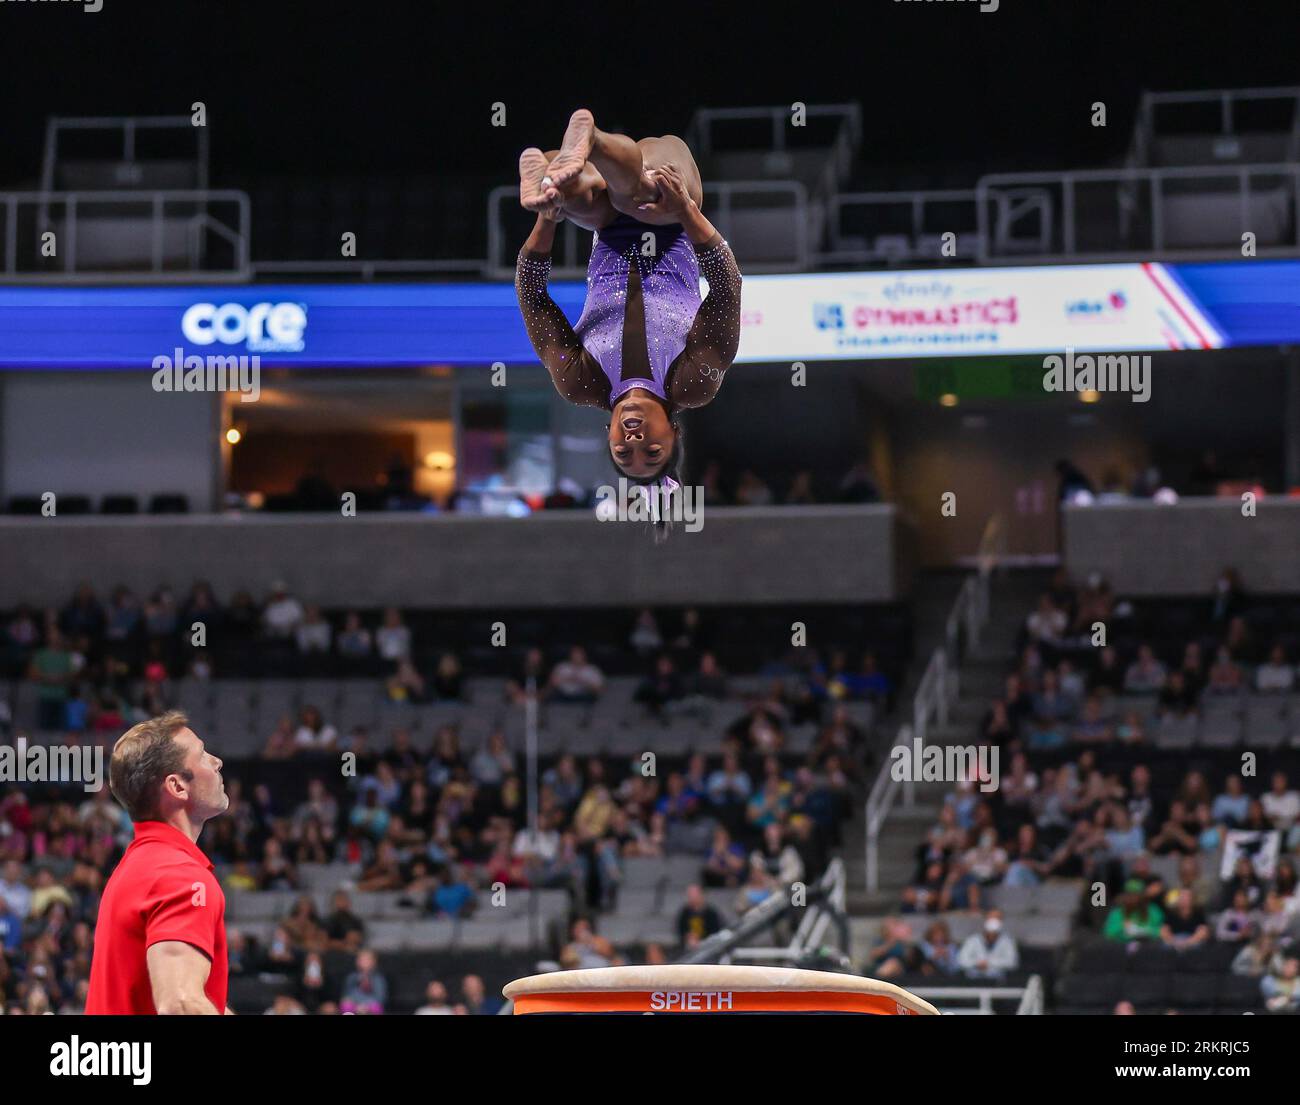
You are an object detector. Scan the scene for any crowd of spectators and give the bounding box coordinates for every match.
[885,566,1300,1011]
[0,587,887,1014]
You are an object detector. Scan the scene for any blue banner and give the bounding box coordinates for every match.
[1,259,1298,369]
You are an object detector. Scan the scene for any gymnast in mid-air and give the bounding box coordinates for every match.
[514,108,743,503]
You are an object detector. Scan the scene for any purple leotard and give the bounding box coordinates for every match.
[574,213,702,404]
[516,217,742,414]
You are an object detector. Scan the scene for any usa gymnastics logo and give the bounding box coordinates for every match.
[813,303,844,330]
[1065,290,1129,324]
[181,301,308,353]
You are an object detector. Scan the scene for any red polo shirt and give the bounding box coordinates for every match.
[86,820,228,1015]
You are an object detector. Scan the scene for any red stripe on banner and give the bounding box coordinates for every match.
[1142,262,1212,349]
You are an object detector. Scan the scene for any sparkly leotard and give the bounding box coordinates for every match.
[515,213,742,413]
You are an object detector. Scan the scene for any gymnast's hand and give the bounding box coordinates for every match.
[638,163,695,220]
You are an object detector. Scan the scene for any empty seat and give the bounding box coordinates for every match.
[1033,880,1084,916]
[621,857,666,891]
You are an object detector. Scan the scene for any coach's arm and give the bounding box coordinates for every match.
[147,940,222,1015]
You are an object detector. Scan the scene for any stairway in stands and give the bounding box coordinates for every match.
[841,567,1053,958]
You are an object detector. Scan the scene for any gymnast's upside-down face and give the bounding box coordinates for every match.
[609,389,675,479]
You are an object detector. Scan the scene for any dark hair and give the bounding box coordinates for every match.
[608,418,686,543]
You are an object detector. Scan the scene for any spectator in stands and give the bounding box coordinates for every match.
[295,604,332,658]
[562,918,617,971]
[460,973,502,1016]
[262,581,304,639]
[432,652,464,700]
[958,910,1019,981]
[506,646,550,704]
[1219,855,1266,911]
[383,657,427,703]
[0,894,21,955]
[1224,616,1258,665]
[1096,806,1145,884]
[1070,695,1113,744]
[676,884,723,947]
[2,604,40,678]
[1276,859,1300,913]
[629,609,663,657]
[548,646,605,704]
[294,704,338,752]
[751,823,803,887]
[1255,644,1295,692]
[349,788,391,843]
[259,838,298,891]
[785,470,817,505]
[1216,888,1260,944]
[1212,775,1250,829]
[735,470,774,507]
[865,917,919,980]
[415,979,455,1015]
[336,612,373,666]
[1123,645,1167,694]
[702,826,747,888]
[735,855,779,914]
[1003,824,1051,888]
[1232,932,1280,978]
[28,627,74,731]
[679,651,728,718]
[918,920,960,976]
[431,865,476,918]
[830,652,890,704]
[469,730,515,788]
[1146,800,1202,857]
[1205,645,1244,695]
[281,895,324,951]
[1159,889,1210,951]
[1262,956,1300,1013]
[374,607,412,667]
[837,461,880,504]
[1026,594,1067,648]
[1209,567,1245,625]
[1103,879,1165,942]
[318,890,365,953]
[340,948,388,1015]
[295,951,334,1012]
[263,715,296,759]
[1085,648,1122,698]
[1262,771,1300,836]
[1156,670,1197,717]
[1161,855,1212,913]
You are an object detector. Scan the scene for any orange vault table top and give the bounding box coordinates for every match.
[503,964,941,1015]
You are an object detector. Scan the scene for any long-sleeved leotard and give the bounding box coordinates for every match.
[514,247,611,410]
[665,234,743,411]
[515,232,742,412]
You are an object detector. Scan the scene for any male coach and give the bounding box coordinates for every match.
[87,711,232,1014]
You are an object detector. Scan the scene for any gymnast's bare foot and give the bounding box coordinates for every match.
[546,109,595,189]
[519,147,560,212]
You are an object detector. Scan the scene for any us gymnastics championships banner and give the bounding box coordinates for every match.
[0,259,1297,369]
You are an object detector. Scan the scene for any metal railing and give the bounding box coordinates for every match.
[1128,87,1300,169]
[686,103,862,159]
[909,975,1044,1015]
[818,189,979,266]
[679,858,849,968]
[250,258,484,281]
[974,163,1300,264]
[0,189,250,281]
[41,115,209,197]
[486,179,810,279]
[864,517,1002,893]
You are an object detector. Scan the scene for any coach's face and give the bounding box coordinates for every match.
[174,727,229,817]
